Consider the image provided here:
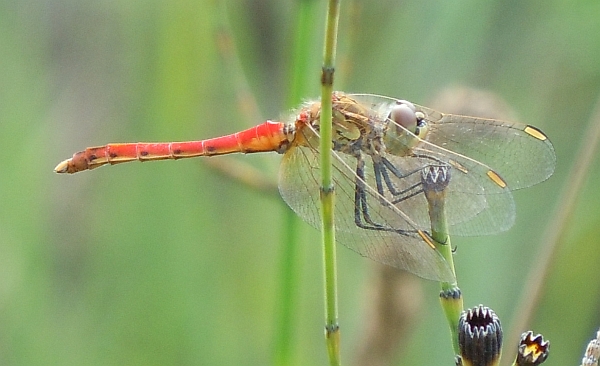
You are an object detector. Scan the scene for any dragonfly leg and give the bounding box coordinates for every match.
[381,156,419,180]
[353,154,419,237]
[380,162,423,197]
[381,155,454,204]
[374,157,426,204]
[372,159,386,198]
[354,155,383,228]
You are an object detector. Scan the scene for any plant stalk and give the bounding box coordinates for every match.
[320,0,341,364]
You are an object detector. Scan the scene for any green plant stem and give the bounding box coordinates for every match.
[273,1,319,365]
[320,0,341,365]
[274,209,300,365]
[425,187,463,356]
[287,0,319,106]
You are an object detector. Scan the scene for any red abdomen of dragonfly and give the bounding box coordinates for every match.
[55,121,293,174]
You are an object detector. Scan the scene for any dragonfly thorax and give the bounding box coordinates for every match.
[330,99,389,159]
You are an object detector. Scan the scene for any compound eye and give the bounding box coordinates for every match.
[396,100,416,112]
[389,103,417,134]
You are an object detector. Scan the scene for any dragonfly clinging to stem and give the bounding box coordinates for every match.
[55,92,556,281]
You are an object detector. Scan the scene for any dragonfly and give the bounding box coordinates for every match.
[55,92,556,281]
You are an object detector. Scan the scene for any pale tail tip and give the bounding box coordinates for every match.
[54,159,71,174]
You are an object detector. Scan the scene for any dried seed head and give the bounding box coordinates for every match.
[580,329,599,366]
[458,304,502,366]
[515,331,549,366]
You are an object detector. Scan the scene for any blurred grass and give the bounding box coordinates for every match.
[1,0,600,364]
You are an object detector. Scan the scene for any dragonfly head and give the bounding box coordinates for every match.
[389,100,428,139]
[389,100,418,134]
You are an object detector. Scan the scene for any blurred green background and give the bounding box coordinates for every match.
[2,0,600,364]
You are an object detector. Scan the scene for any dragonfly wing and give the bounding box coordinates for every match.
[350,94,535,236]
[347,94,517,235]
[348,93,556,191]
[417,105,556,190]
[378,153,516,236]
[279,140,454,282]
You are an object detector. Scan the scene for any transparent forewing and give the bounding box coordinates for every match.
[418,105,555,189]
[349,94,556,191]
[278,134,454,282]
[378,152,516,236]
[347,93,552,235]
[403,109,548,233]
[278,92,554,278]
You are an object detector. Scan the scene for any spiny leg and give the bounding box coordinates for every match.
[354,154,384,228]
[352,154,418,237]
[378,154,451,205]
[373,156,425,204]
[378,159,423,199]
